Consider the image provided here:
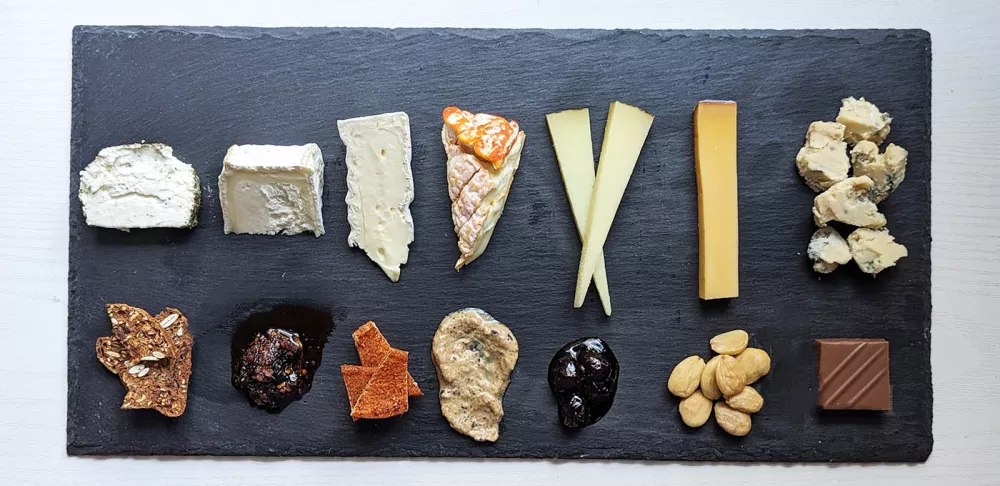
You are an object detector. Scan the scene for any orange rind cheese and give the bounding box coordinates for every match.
[443,106,520,169]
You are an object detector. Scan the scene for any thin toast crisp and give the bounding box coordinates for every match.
[341,364,377,415]
[350,348,409,420]
[352,321,422,396]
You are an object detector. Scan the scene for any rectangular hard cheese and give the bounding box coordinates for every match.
[338,112,415,282]
[546,109,613,316]
[694,101,739,299]
[574,102,654,308]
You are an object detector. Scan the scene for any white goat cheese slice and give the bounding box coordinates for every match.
[218,144,325,236]
[78,143,201,231]
[338,112,414,282]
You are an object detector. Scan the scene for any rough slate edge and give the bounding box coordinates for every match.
[65,26,932,462]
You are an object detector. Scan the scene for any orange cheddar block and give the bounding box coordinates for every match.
[694,100,739,300]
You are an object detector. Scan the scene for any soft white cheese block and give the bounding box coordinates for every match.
[78,143,201,231]
[218,144,325,236]
[338,112,414,282]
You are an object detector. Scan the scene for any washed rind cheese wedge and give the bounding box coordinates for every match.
[442,113,526,270]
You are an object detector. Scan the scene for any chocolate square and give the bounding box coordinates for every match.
[815,339,891,411]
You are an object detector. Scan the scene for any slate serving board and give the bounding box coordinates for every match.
[67,26,932,462]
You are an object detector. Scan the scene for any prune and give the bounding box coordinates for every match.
[547,337,619,428]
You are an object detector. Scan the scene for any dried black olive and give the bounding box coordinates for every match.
[547,337,619,428]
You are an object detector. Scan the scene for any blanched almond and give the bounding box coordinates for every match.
[679,390,713,427]
[726,386,764,413]
[700,355,723,400]
[714,402,752,436]
[667,355,705,398]
[736,348,771,385]
[710,329,749,355]
[715,355,746,397]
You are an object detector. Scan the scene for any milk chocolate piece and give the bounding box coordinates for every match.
[815,338,891,411]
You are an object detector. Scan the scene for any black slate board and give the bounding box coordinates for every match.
[67,26,932,462]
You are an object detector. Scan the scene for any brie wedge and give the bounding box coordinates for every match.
[218,144,325,236]
[338,112,415,282]
[78,143,201,231]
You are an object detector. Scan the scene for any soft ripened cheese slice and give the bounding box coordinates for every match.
[338,112,415,282]
[545,109,612,316]
[573,102,654,308]
[694,100,739,300]
[218,144,325,236]
[78,143,201,231]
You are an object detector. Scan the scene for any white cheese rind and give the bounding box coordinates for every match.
[218,144,325,236]
[338,112,414,282]
[78,143,201,231]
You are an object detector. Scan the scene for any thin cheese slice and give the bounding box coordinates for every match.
[546,109,612,316]
[694,101,739,299]
[573,102,654,308]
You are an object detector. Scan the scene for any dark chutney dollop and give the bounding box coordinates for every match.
[230,304,334,413]
[547,337,619,428]
[232,328,308,411]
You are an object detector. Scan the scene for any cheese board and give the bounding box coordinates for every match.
[67,26,932,461]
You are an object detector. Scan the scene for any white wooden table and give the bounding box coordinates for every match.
[1,0,997,484]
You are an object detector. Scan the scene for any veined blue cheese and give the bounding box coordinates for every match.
[338,112,414,282]
[218,144,325,236]
[78,143,201,231]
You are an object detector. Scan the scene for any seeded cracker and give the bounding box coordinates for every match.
[95,305,193,417]
[352,321,422,396]
[107,303,178,361]
[351,348,409,420]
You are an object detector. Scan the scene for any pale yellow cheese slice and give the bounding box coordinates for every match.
[573,102,654,308]
[694,101,739,299]
[546,109,612,316]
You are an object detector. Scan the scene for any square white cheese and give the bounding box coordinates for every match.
[78,143,201,231]
[218,144,325,236]
[338,112,414,282]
